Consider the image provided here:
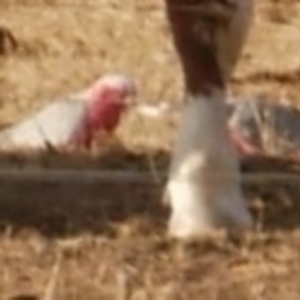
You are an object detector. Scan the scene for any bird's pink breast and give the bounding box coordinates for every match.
[87,94,126,133]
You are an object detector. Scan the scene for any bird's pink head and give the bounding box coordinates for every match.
[228,128,261,157]
[84,74,136,134]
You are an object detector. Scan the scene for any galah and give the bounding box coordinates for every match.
[0,74,136,150]
[228,97,300,157]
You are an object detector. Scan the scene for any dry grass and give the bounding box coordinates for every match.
[1,0,300,299]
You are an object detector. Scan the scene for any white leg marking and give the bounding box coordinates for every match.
[167,92,252,238]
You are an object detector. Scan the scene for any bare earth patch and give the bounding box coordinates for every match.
[1,0,300,299]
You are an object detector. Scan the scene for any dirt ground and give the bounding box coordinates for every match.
[1,0,300,299]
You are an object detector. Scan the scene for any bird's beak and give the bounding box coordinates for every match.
[133,102,171,118]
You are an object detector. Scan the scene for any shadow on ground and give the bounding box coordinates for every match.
[0,146,170,237]
[0,147,299,237]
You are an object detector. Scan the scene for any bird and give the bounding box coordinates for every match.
[0,74,136,150]
[228,97,300,157]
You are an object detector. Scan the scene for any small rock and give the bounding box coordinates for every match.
[0,26,18,55]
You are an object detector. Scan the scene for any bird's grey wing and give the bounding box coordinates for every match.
[270,105,300,153]
[0,98,86,149]
[228,98,263,147]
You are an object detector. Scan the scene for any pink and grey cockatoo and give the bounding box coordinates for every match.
[228,97,300,157]
[0,74,136,150]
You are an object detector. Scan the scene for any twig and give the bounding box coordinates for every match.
[43,251,62,300]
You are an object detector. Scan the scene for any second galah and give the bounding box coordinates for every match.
[0,74,136,150]
[228,97,300,157]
